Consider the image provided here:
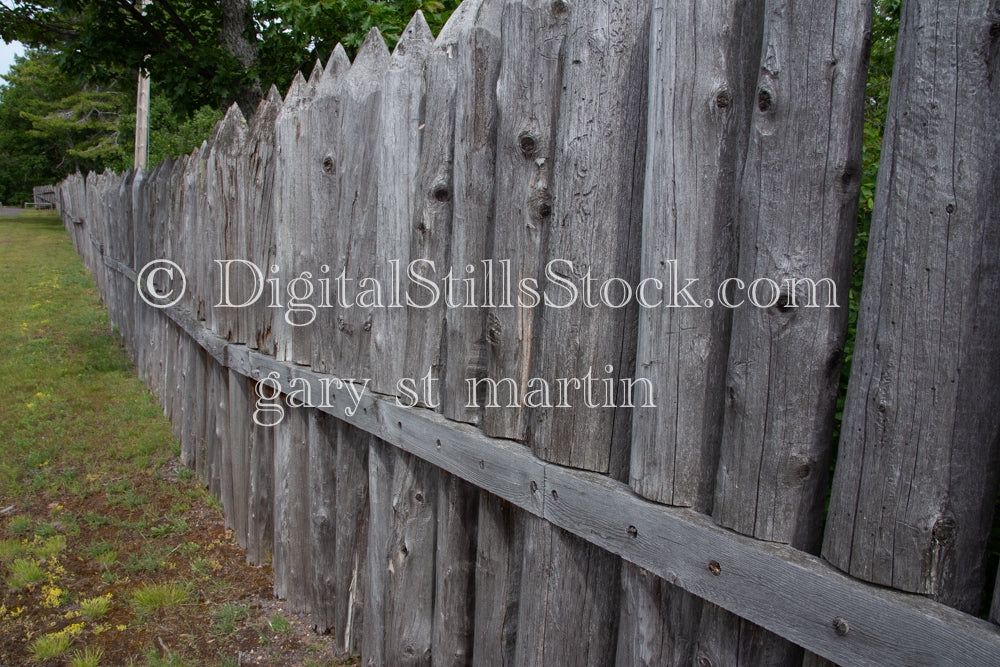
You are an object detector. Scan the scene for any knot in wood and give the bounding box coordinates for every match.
[550,0,569,15]
[932,517,956,543]
[518,132,539,157]
[550,489,559,501]
[697,657,713,667]
[832,617,850,636]
[530,480,538,493]
[707,560,721,576]
[945,203,955,214]
[322,155,335,174]
[714,88,732,109]
[757,88,774,113]
[432,185,451,203]
[626,525,638,538]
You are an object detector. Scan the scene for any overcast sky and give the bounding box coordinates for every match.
[1,40,25,79]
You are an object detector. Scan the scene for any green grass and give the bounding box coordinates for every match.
[6,557,46,589]
[132,581,190,615]
[0,211,178,500]
[28,631,75,661]
[70,646,104,667]
[212,602,249,636]
[268,613,292,634]
[79,594,112,619]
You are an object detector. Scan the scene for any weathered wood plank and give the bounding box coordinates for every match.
[273,73,314,364]
[272,397,312,610]
[439,0,503,426]
[309,46,351,375]
[384,451,438,666]
[481,0,568,441]
[306,409,337,632]
[246,402,275,566]
[472,493,523,667]
[363,438,395,667]
[530,0,649,476]
[630,0,761,510]
[432,470,478,666]
[226,369,251,547]
[326,29,390,381]
[617,563,702,666]
[714,0,869,548]
[622,0,766,661]
[372,12,435,396]
[333,419,369,656]
[513,516,620,666]
[240,87,281,353]
[823,0,1000,614]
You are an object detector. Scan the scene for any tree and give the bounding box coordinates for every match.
[0,49,126,203]
[0,0,462,119]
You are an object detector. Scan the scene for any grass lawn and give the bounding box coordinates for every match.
[0,211,351,666]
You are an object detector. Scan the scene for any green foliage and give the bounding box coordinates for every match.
[258,0,462,89]
[0,49,125,203]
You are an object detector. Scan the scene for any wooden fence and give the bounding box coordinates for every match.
[55,0,1000,664]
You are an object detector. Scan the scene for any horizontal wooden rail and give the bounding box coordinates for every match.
[100,248,1000,666]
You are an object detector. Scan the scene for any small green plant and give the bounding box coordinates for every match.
[96,549,118,569]
[34,533,67,559]
[177,541,200,556]
[132,581,190,615]
[79,594,112,618]
[0,538,26,560]
[7,557,46,588]
[83,540,115,558]
[29,631,75,661]
[268,613,292,634]
[70,645,104,667]
[127,544,168,573]
[212,602,249,636]
[8,514,33,534]
[190,556,212,577]
[177,468,194,481]
[33,521,58,537]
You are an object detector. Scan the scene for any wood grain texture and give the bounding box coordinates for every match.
[472,493,523,667]
[372,13,435,396]
[482,0,568,442]
[433,470,478,666]
[274,73,313,364]
[630,0,761,510]
[327,30,390,380]
[530,0,649,476]
[823,0,1000,614]
[438,0,502,426]
[714,0,869,551]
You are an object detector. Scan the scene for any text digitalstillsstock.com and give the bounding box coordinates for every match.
[135,258,840,426]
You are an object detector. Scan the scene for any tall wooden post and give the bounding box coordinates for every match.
[133,0,150,171]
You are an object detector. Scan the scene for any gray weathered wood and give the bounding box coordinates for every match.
[327,29,390,380]
[823,0,1000,614]
[364,438,395,667]
[433,470,478,666]
[273,73,314,364]
[439,0,503,426]
[372,12,435,396]
[714,0,869,549]
[472,493,523,667]
[530,0,649,476]
[513,515,620,667]
[482,0,568,442]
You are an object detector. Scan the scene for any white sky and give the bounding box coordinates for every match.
[0,40,25,79]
